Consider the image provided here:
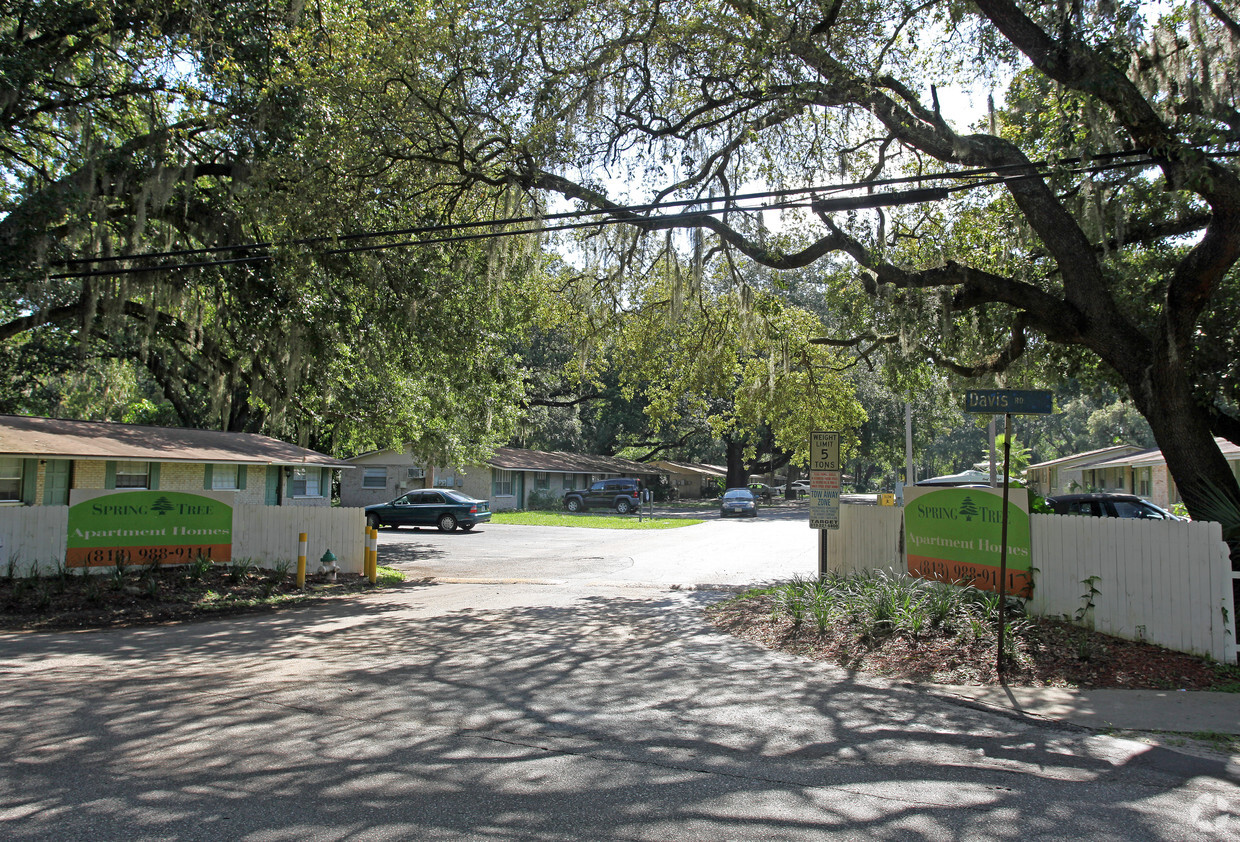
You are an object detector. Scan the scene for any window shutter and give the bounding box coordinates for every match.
[149,462,160,490]
[238,466,248,490]
[104,461,116,489]
[320,467,330,498]
[21,459,37,504]
[203,464,214,490]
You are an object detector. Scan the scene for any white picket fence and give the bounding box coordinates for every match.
[0,505,366,576]
[825,504,1238,663]
[232,506,366,574]
[0,505,68,575]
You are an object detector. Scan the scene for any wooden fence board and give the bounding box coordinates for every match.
[0,505,364,576]
[824,506,1236,662]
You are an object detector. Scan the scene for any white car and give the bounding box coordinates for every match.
[771,480,810,497]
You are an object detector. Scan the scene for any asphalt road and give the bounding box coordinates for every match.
[2,517,1237,840]
[373,508,821,588]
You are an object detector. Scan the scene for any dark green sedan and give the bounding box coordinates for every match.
[364,489,492,532]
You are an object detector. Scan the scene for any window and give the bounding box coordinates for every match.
[115,461,149,489]
[493,469,514,496]
[362,467,387,489]
[534,471,550,490]
[0,458,22,502]
[291,468,321,497]
[212,465,240,490]
[1113,500,1166,520]
[1136,467,1151,497]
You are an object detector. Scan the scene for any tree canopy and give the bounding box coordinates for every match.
[4,0,1238,519]
[0,0,545,462]
[317,0,1239,518]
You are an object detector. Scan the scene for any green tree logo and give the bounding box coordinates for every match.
[959,497,979,522]
[150,496,175,516]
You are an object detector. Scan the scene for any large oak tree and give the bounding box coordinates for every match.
[0,1,540,460]
[332,0,1239,522]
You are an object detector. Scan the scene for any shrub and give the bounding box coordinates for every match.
[525,489,563,511]
[769,570,1026,644]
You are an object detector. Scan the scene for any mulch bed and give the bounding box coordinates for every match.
[707,594,1240,690]
[0,566,387,631]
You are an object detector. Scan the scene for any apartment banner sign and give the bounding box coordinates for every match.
[66,489,235,567]
[903,486,1032,596]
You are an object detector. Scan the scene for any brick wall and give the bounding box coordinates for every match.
[74,461,106,489]
[339,463,405,508]
[42,460,289,507]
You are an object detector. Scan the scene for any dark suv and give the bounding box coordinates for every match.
[1045,493,1184,521]
[564,478,643,514]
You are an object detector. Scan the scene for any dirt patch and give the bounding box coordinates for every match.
[707,593,1240,691]
[0,563,401,631]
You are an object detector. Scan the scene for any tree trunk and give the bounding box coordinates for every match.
[1127,358,1240,567]
[724,437,748,490]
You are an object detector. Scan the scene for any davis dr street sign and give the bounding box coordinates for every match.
[964,389,1054,415]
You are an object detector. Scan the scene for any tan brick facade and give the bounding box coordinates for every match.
[74,461,107,489]
[22,460,324,507]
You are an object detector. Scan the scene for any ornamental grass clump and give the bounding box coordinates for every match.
[227,558,254,584]
[771,570,1025,644]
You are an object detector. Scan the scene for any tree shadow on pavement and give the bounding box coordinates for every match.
[0,588,1235,840]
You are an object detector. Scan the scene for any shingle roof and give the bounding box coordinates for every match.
[1025,444,1144,471]
[1085,438,1239,469]
[487,447,659,475]
[649,460,728,478]
[0,415,349,467]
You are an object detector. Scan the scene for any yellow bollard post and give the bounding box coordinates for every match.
[368,527,378,584]
[296,532,308,589]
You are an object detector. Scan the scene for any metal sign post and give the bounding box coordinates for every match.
[997,413,1013,674]
[963,389,1053,676]
[809,431,841,578]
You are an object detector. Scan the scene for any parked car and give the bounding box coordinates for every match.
[564,478,643,514]
[748,482,773,502]
[719,487,759,518]
[365,489,491,532]
[1044,493,1185,521]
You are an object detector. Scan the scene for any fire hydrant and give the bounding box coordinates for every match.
[318,549,339,582]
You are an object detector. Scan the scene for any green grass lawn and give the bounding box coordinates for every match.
[491,511,704,529]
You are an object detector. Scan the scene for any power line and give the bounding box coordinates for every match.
[30,148,1218,281]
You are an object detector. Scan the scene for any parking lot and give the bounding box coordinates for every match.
[374,502,823,590]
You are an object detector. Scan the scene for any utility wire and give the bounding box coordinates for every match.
[31,148,1218,281]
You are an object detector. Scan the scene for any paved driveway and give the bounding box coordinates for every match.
[373,516,820,587]
[2,519,1237,840]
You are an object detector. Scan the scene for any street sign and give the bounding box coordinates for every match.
[810,431,840,471]
[963,389,1053,415]
[809,469,841,530]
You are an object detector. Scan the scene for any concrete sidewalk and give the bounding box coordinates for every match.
[926,683,1239,736]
